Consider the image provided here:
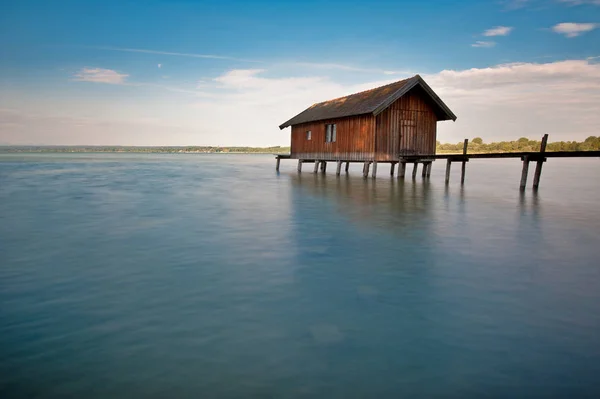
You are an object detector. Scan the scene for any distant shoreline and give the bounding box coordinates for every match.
[0,146,291,154]
[1,136,598,154]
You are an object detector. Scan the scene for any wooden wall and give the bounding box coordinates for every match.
[290,114,375,161]
[375,87,438,161]
[288,87,438,161]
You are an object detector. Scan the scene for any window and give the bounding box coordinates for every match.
[306,130,312,140]
[325,124,337,143]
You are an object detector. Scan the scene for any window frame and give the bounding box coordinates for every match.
[306,130,312,140]
[325,123,337,143]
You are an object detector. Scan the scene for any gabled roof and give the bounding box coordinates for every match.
[279,74,456,129]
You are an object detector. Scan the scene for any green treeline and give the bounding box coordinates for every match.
[1,136,599,154]
[437,136,600,153]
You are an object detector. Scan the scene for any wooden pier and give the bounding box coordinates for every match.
[276,135,600,190]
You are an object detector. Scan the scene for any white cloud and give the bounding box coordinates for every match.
[277,62,411,76]
[73,68,128,84]
[483,26,513,36]
[4,59,600,146]
[558,0,600,5]
[552,22,598,37]
[424,59,600,142]
[187,59,600,146]
[471,41,496,48]
[505,0,600,9]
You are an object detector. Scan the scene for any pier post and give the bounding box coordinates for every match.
[461,139,468,185]
[345,161,350,173]
[399,162,406,179]
[520,156,530,191]
[390,162,396,176]
[276,157,280,171]
[320,161,327,173]
[297,159,303,172]
[445,159,452,184]
[372,161,377,178]
[422,162,428,178]
[412,162,418,179]
[426,162,432,178]
[532,134,548,190]
[313,160,319,173]
[363,161,371,178]
[336,160,342,176]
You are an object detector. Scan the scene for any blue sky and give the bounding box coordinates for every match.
[1,0,599,146]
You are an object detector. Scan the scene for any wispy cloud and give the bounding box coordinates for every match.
[73,68,128,84]
[280,62,411,75]
[558,0,600,5]
[552,22,598,37]
[7,59,600,146]
[91,46,261,63]
[483,26,514,36]
[508,0,600,8]
[471,41,496,48]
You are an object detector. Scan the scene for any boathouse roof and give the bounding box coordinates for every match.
[279,74,456,129]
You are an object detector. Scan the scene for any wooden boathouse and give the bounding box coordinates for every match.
[278,74,456,176]
[275,75,599,189]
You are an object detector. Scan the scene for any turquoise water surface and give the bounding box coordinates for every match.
[1,153,599,398]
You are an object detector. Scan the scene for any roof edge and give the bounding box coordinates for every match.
[372,75,457,121]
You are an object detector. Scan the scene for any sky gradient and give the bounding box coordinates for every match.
[1,0,599,146]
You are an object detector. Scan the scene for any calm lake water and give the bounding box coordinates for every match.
[1,153,599,398]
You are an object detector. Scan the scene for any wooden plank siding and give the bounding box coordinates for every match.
[290,114,375,161]
[375,88,438,161]
[288,87,438,162]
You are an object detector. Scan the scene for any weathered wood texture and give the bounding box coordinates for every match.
[461,139,468,184]
[399,162,406,178]
[289,87,438,162]
[374,87,438,161]
[520,157,530,190]
[533,134,548,190]
[291,115,375,161]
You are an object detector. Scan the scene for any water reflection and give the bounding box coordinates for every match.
[288,173,437,234]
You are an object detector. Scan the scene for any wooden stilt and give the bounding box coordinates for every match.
[426,162,432,178]
[461,139,468,185]
[320,161,327,173]
[297,159,303,172]
[276,157,280,171]
[445,159,452,184]
[422,162,428,178]
[533,134,548,190]
[345,161,350,173]
[336,160,342,176]
[390,162,396,176]
[363,161,370,178]
[412,162,418,179]
[372,161,377,178]
[399,162,406,178]
[313,160,319,173]
[520,156,530,190]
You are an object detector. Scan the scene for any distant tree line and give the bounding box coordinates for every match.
[1,137,599,154]
[0,146,292,154]
[436,136,600,153]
